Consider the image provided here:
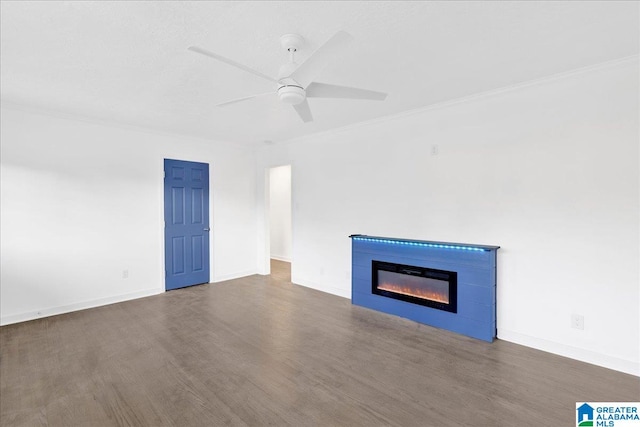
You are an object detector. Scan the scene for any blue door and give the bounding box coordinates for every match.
[164,159,210,290]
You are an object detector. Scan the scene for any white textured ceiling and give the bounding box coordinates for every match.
[1,1,638,145]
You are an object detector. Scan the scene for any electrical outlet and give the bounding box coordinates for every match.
[430,145,439,155]
[571,314,584,330]
[122,269,129,279]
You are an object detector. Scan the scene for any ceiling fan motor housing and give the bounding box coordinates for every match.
[278,84,306,105]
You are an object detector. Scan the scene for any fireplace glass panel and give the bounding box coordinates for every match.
[372,261,457,313]
[377,270,449,304]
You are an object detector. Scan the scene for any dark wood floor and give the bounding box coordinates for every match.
[1,260,638,426]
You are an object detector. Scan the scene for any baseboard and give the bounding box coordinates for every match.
[270,255,291,262]
[498,329,639,377]
[0,288,162,326]
[291,275,351,299]
[212,269,258,283]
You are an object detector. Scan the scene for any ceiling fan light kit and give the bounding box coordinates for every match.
[188,31,387,123]
[277,85,306,105]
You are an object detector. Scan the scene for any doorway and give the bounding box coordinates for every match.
[164,159,210,290]
[268,165,292,275]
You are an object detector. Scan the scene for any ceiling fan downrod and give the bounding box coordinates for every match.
[277,34,306,105]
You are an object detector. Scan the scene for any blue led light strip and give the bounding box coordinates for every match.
[352,236,487,252]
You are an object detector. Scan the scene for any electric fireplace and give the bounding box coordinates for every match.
[372,261,457,313]
[351,235,499,341]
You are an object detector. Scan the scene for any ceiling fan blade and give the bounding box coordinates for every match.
[306,82,387,101]
[216,92,275,107]
[292,99,313,123]
[289,31,354,88]
[188,46,278,84]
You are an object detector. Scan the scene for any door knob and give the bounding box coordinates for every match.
[204,228,210,231]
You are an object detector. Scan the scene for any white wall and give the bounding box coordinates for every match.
[0,104,258,325]
[269,165,292,262]
[256,58,639,375]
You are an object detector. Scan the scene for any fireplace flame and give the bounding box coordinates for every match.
[377,282,449,304]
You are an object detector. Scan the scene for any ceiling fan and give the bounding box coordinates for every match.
[188,31,387,123]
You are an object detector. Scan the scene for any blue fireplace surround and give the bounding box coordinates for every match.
[350,235,499,342]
